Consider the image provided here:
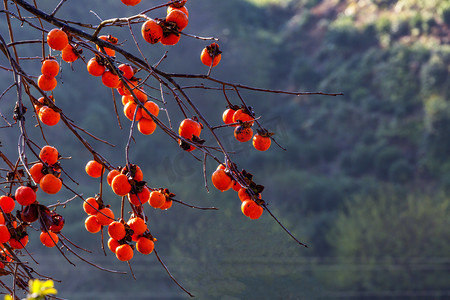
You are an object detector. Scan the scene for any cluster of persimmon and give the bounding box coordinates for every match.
[0,181,65,260]
[30,145,63,195]
[38,28,79,92]
[141,1,189,46]
[222,106,273,151]
[211,165,264,220]
[83,161,173,261]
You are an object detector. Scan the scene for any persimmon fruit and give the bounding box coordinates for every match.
[160,33,180,46]
[252,133,271,151]
[38,74,57,91]
[179,118,201,139]
[87,57,106,76]
[39,145,59,165]
[38,106,60,126]
[46,28,68,51]
[0,224,11,244]
[166,9,189,31]
[121,0,141,6]
[97,35,117,57]
[102,71,120,88]
[108,221,126,240]
[61,44,79,62]
[211,169,233,192]
[85,160,104,178]
[85,215,101,233]
[40,174,62,194]
[136,237,154,255]
[137,118,157,135]
[141,19,163,44]
[96,207,115,226]
[41,59,59,77]
[40,231,59,247]
[15,186,36,206]
[115,244,134,261]
[148,191,166,208]
[201,43,222,67]
[83,197,99,216]
[108,238,120,253]
[0,196,15,214]
[241,200,263,219]
[127,217,147,236]
[234,125,253,142]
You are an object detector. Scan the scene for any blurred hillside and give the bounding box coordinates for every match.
[1,0,449,299]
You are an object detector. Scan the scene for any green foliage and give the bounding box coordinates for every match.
[325,190,450,292]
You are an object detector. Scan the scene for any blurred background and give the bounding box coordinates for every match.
[1,0,450,299]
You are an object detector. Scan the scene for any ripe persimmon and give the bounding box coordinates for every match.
[159,199,173,210]
[166,10,188,31]
[136,237,154,255]
[115,244,134,261]
[241,200,263,219]
[127,217,147,236]
[148,191,166,208]
[108,221,126,240]
[0,196,15,214]
[97,35,117,56]
[133,87,148,103]
[121,0,141,6]
[96,207,115,226]
[41,58,59,77]
[85,160,105,178]
[86,57,105,76]
[38,74,57,91]
[15,186,36,206]
[0,212,5,225]
[123,101,142,121]
[40,231,58,247]
[107,169,120,186]
[85,215,101,233]
[9,234,29,249]
[108,237,120,253]
[160,33,180,46]
[168,5,189,17]
[102,70,120,88]
[141,19,163,44]
[118,64,134,79]
[132,165,144,182]
[234,125,253,142]
[211,169,233,192]
[137,118,157,135]
[201,43,222,67]
[0,224,11,244]
[222,108,236,125]
[61,44,79,62]
[128,186,150,206]
[233,109,254,126]
[40,174,62,194]
[38,106,60,126]
[83,197,99,215]
[179,118,201,139]
[239,188,251,202]
[252,133,271,151]
[142,100,159,119]
[121,95,132,106]
[232,180,243,192]
[39,145,59,165]
[46,28,68,51]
